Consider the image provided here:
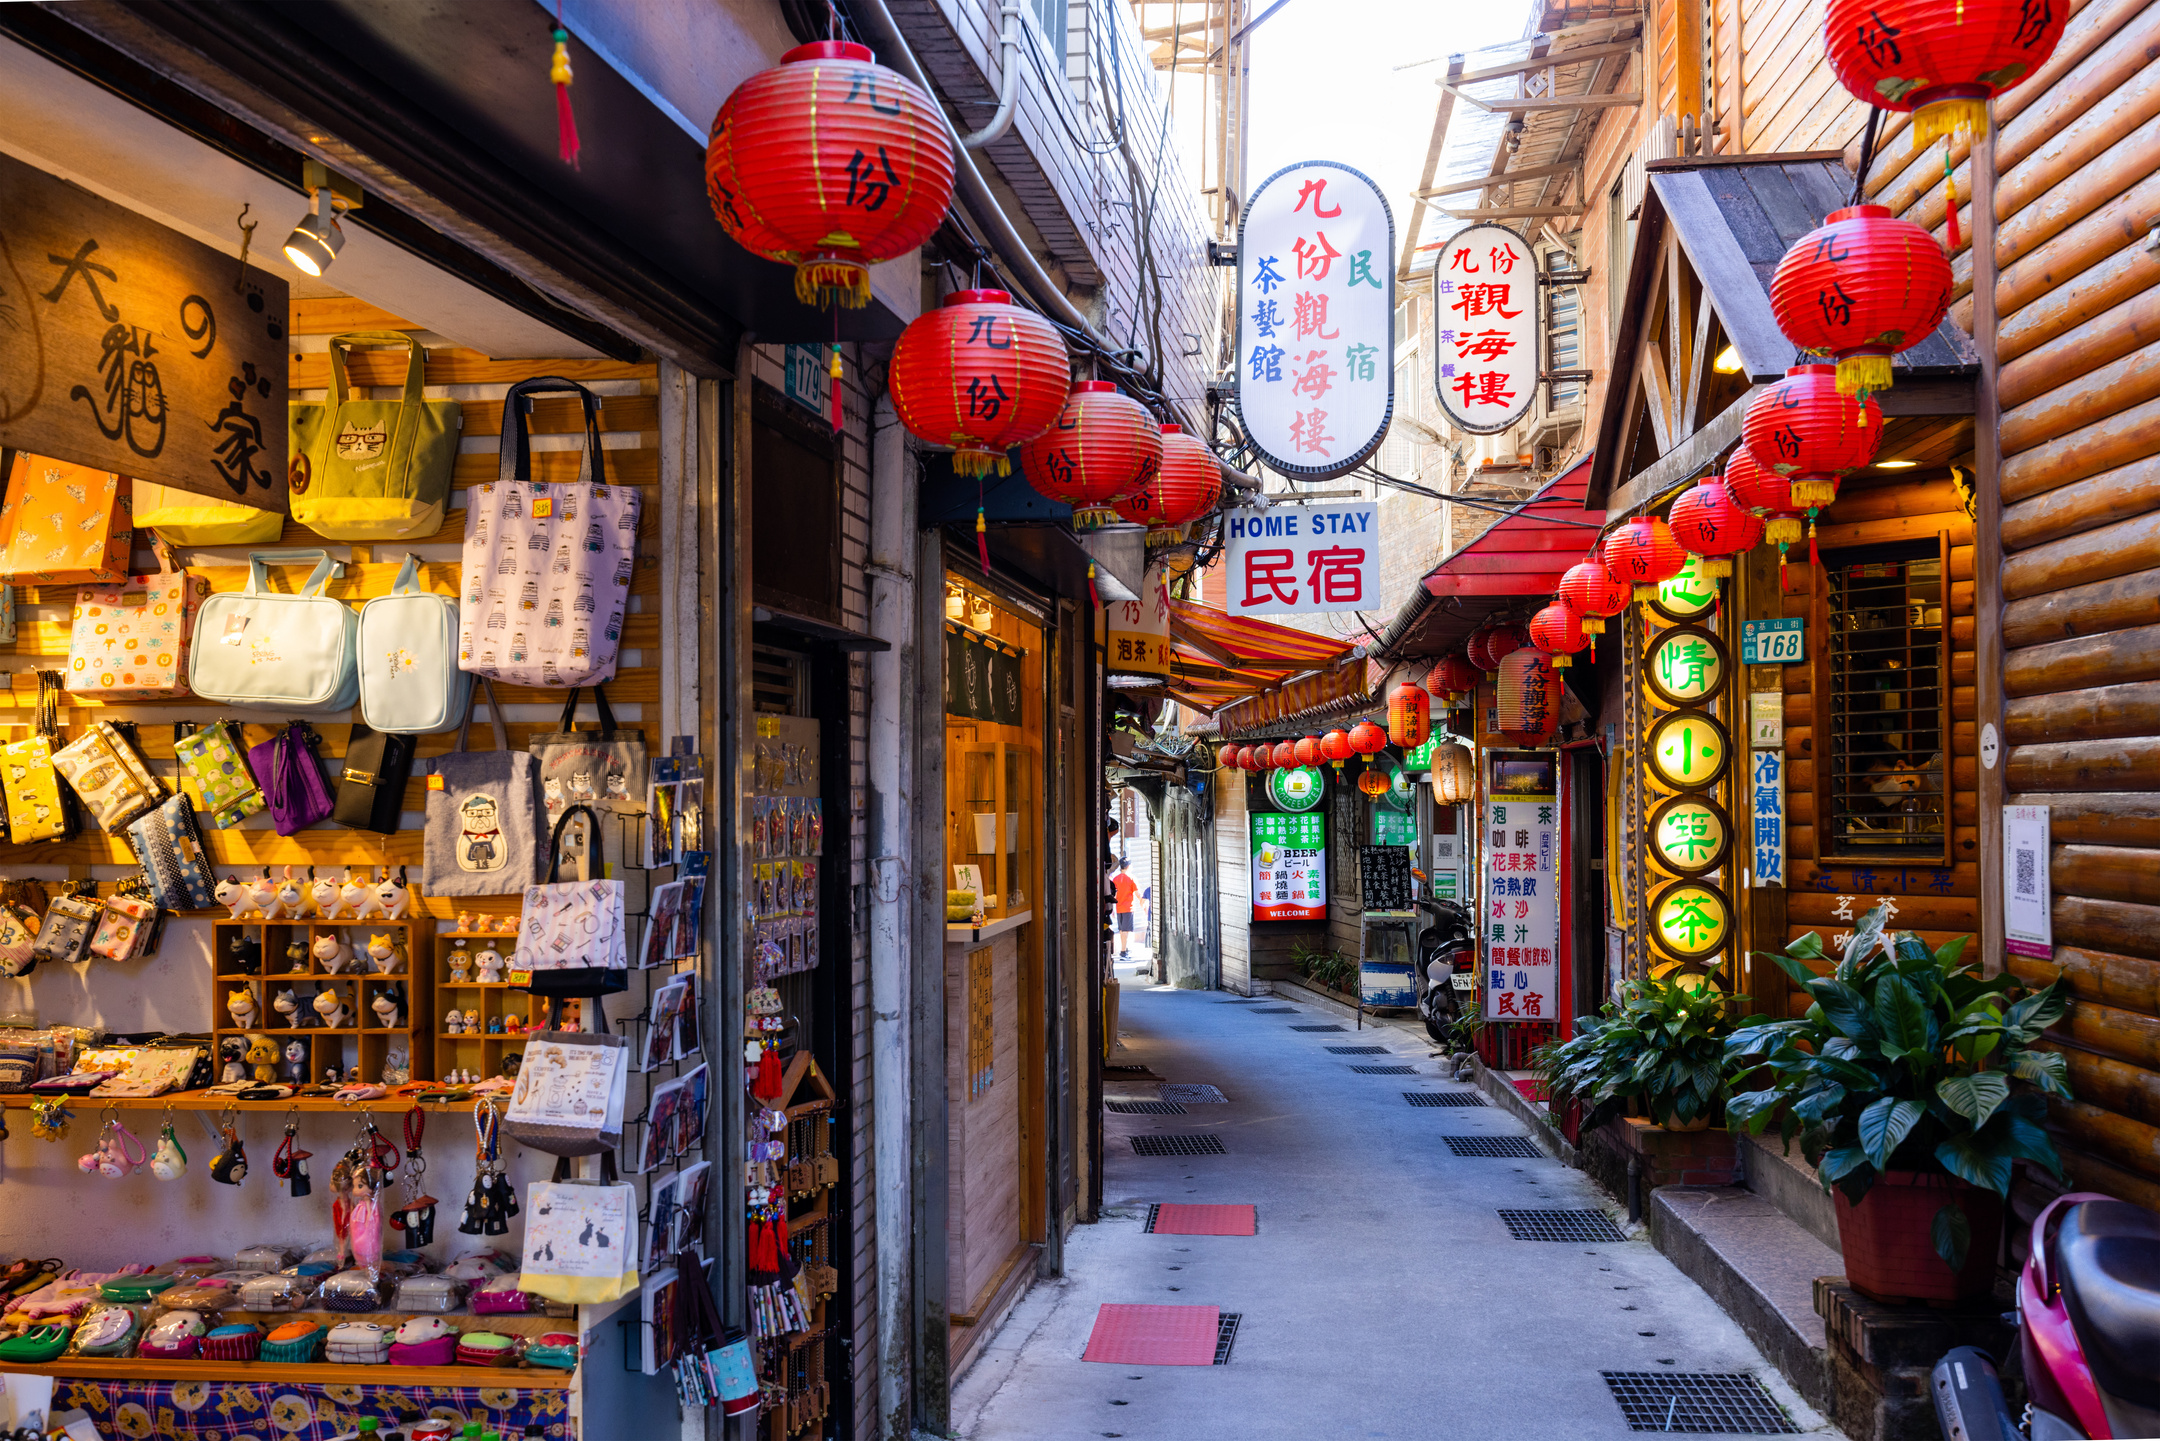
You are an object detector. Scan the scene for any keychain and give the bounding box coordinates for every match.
[389,1107,439,1246]
[273,1113,313,1198]
[208,1111,248,1185]
[30,1099,70,1142]
[150,1108,187,1181]
[350,1114,398,1272]
[459,1100,515,1236]
[78,1114,145,1178]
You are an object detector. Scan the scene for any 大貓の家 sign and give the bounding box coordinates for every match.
[0,150,290,512]
[1222,501,1379,615]
[1431,223,1538,436]
[1234,161,1393,478]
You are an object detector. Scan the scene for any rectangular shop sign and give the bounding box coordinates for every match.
[1749,691,1785,747]
[2004,804,2052,959]
[0,149,290,512]
[1221,501,1381,615]
[1482,795,1558,1021]
[1105,561,1173,675]
[1750,748,1785,887]
[1370,808,1416,846]
[1250,810,1325,921]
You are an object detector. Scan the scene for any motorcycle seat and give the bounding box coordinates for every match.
[2058,1199,2160,1420]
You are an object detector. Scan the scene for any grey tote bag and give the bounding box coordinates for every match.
[423,677,544,897]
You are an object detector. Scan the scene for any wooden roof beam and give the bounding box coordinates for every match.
[1413,161,1579,199]
[1449,38,1641,86]
[1446,89,1643,113]
[1439,206,1584,219]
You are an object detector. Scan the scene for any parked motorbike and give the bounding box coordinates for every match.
[1413,895,1476,1047]
[1931,1193,2160,1440]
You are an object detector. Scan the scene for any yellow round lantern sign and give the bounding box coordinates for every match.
[1648,794,1730,877]
[1651,879,1731,961]
[1645,625,1728,706]
[1647,710,1729,791]
[1651,554,1720,622]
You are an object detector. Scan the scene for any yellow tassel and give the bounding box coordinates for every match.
[1836,353,1893,397]
[1581,616,1606,635]
[1632,584,1659,603]
[1073,504,1119,532]
[1765,516,1804,547]
[1551,653,1572,668]
[1697,557,1733,579]
[951,449,997,478]
[795,259,872,309]
[1789,478,1838,508]
[1912,96,1988,150]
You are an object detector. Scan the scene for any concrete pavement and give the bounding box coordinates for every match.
[950,982,1841,1441]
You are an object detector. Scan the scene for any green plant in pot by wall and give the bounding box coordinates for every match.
[1535,967,1743,1131]
[1723,904,2070,1296]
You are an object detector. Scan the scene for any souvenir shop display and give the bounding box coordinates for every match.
[503,1032,630,1155]
[529,685,648,820]
[131,478,284,546]
[249,721,336,835]
[358,553,473,733]
[63,545,206,700]
[514,804,627,998]
[519,1171,640,1305]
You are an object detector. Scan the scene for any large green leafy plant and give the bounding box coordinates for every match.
[1724,904,2071,1268]
[1537,968,1742,1129]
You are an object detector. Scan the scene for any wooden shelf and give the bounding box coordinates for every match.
[0,1358,571,1388]
[0,1090,502,1113]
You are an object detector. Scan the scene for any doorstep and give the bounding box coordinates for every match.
[1466,1060,1579,1168]
[1743,1130,1840,1252]
[1648,1187,1841,1414]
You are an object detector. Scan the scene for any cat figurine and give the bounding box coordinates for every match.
[313,932,351,975]
[313,985,348,1029]
[227,985,259,1029]
[448,940,471,983]
[284,938,309,973]
[215,876,248,920]
[241,871,280,920]
[267,866,306,920]
[372,871,410,920]
[227,932,262,977]
[353,869,389,920]
[371,986,403,1030]
[365,932,404,974]
[337,868,371,922]
[308,870,342,920]
[272,987,301,1027]
[282,1040,307,1084]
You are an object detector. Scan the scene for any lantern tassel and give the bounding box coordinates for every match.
[549,26,581,169]
[1086,561,1101,611]
[797,258,872,309]
[1913,96,1988,150]
[976,505,991,576]
[828,342,844,434]
[1808,517,1820,569]
[1834,353,1893,399]
[1943,144,1961,253]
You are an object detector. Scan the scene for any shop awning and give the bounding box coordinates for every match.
[1215,656,1385,738]
[1156,599,1360,724]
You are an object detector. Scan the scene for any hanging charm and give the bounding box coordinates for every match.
[828,339,845,435]
[550,15,582,169]
[1943,143,1961,253]
[274,1120,313,1198]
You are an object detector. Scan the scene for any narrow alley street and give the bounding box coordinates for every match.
[953,983,1837,1441]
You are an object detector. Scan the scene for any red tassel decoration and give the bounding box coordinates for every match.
[1086,561,1100,611]
[550,22,581,169]
[828,342,845,434]
[752,1042,782,1102]
[773,1210,790,1256]
[1808,518,1820,569]
[976,505,991,575]
[1943,144,1961,253]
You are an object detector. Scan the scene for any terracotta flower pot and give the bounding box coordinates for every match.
[1660,1113,1715,1133]
[1833,1170,2002,1303]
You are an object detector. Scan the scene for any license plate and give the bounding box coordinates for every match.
[1449,972,1477,991]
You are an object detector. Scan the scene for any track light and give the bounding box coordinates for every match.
[283,190,344,277]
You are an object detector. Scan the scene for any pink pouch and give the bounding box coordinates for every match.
[137,1333,202,1359]
[469,1276,531,1315]
[389,1336,457,1366]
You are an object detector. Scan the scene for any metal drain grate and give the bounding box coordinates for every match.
[1289,1024,1347,1032]
[1601,1372,1798,1434]
[1130,1134,1227,1156]
[1103,1063,1155,1077]
[1443,1135,1545,1158]
[1248,1005,1296,1014]
[1158,1084,1228,1104]
[1403,1091,1488,1108]
[1348,1064,1417,1074]
[1213,1313,1242,1365]
[1107,1099,1187,1115]
[1500,1209,1628,1243]
[1325,1045,1389,1055]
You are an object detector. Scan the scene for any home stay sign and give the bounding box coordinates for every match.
[1222,501,1379,616]
[1431,222,1538,436]
[1234,161,1394,478]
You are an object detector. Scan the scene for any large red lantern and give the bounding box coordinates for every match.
[1271,740,1299,770]
[1428,653,1481,705]
[1603,518,1687,600]
[1769,206,1953,400]
[706,43,955,308]
[1529,601,1588,668]
[1348,721,1387,757]
[1019,382,1163,530]
[1667,476,1756,579]
[1824,0,2067,149]
[1318,729,1353,773]
[1387,681,1431,749]
[1495,649,1561,746]
[891,291,1068,476]
[1468,621,1528,672]
[1744,364,1881,510]
[1293,735,1322,768]
[1114,425,1220,537]
[1723,449,1804,556]
[1557,558,1630,638]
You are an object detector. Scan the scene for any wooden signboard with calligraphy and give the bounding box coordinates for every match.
[0,151,290,513]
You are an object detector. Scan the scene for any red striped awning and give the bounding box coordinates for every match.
[1419,453,1601,598]
[1168,600,1354,668]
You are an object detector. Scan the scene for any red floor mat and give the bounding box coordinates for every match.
[1151,1203,1257,1236]
[1512,1077,1549,1102]
[1082,1303,1222,1365]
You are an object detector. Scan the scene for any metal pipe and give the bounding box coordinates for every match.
[960,0,1023,151]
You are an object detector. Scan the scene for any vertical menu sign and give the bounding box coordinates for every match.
[1234,161,1394,479]
[1483,793,1559,1021]
[1431,223,1538,436]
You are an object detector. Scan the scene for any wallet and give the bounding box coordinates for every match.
[334,724,414,834]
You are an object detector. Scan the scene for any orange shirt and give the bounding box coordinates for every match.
[1112,874,1138,912]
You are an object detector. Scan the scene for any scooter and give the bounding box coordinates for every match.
[1931,1193,2160,1440]
[1413,896,1477,1047]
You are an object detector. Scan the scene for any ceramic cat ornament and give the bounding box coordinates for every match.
[227,985,259,1029]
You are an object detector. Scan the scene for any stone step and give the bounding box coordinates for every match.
[1742,1131,1842,1252]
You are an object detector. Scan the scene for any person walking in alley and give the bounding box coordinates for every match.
[1111,859,1138,956]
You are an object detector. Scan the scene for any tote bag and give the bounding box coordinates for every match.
[132,480,282,547]
[458,377,640,689]
[286,333,459,540]
[519,1175,638,1305]
[423,678,543,898]
[66,547,206,701]
[529,685,647,821]
[503,1032,629,1156]
[0,454,131,585]
[515,803,627,999]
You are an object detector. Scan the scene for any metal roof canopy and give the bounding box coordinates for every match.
[1590,153,1978,514]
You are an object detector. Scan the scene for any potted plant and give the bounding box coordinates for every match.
[1536,967,1743,1132]
[1724,904,2070,1302]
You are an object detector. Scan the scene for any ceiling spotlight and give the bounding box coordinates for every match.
[1876,459,1917,468]
[1712,344,1742,374]
[283,161,362,277]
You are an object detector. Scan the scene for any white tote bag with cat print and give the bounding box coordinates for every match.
[458,377,639,689]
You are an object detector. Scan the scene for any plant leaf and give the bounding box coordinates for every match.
[1843,904,1889,968]
[1818,1145,1871,1185]
[1931,1201,1972,1273]
[1786,932,1826,961]
[2005,981,2069,1040]
[1933,934,1972,972]
[2005,1048,2072,1099]
[1938,1072,2011,1129]
[1874,973,1929,1054]
[1813,980,1878,1041]
[1857,1096,1924,1170]
[1757,946,1826,989]
[1933,1134,2015,1196]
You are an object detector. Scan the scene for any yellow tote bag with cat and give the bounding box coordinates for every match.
[132,480,283,546]
[286,332,459,540]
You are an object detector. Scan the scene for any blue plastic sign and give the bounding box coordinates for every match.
[782,343,830,417]
[1740,617,1805,665]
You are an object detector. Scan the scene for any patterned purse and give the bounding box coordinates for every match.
[89,890,157,963]
[127,794,218,911]
[64,543,205,701]
[52,720,165,831]
[173,721,265,830]
[2,673,73,843]
[31,888,101,967]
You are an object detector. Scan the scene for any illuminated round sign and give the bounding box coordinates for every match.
[1651,554,1721,622]
[1389,764,1415,802]
[1266,764,1325,812]
[1648,794,1731,877]
[1650,879,1732,961]
[1647,710,1729,792]
[1645,625,1729,706]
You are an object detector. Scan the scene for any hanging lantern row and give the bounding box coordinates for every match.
[1666,476,1764,580]
[1427,653,1481,706]
[890,290,1069,476]
[1293,735,1322,769]
[1467,620,1528,673]
[1603,517,1687,601]
[1823,0,2066,149]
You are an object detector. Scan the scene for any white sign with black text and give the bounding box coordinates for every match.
[1222,502,1380,615]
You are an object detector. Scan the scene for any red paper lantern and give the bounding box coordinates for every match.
[1469,621,1528,672]
[1428,652,1481,703]
[1557,558,1630,637]
[1667,477,1756,579]
[1271,740,1299,770]
[1824,0,2067,148]
[1293,735,1322,769]
[1387,681,1431,750]
[890,290,1068,477]
[1348,721,1387,757]
[706,42,955,308]
[1249,743,1274,772]
[1603,518,1687,600]
[1723,450,1805,556]
[1114,424,1221,537]
[1769,206,1953,400]
[1357,766,1392,798]
[1219,744,1245,772]
[1018,382,1163,530]
[1529,601,1588,668]
[1495,649,1561,746]
[1318,729,1353,772]
[1743,364,1882,511]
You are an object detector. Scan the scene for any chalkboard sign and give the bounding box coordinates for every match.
[1360,845,1414,911]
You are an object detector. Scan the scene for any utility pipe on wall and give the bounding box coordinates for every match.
[959,0,1022,150]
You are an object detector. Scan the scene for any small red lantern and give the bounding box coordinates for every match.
[1250,743,1274,772]
[1603,518,1687,601]
[1114,424,1221,538]
[1469,621,1528,672]
[1824,0,2067,149]
[1667,476,1756,580]
[1319,729,1353,773]
[1348,721,1387,757]
[1019,382,1163,530]
[1769,206,1953,400]
[1387,681,1431,749]
[1428,652,1481,704]
[1529,601,1588,668]
[1557,558,1630,637]
[891,291,1068,476]
[1219,744,1245,772]
[1495,649,1561,746]
[1723,450,1805,557]
[1743,364,1881,510]
[1293,735,1322,769]
[1271,739,1300,770]
[1357,766,1392,798]
[706,43,955,308]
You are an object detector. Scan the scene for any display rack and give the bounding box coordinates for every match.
[431,926,548,1083]
[211,916,432,1086]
